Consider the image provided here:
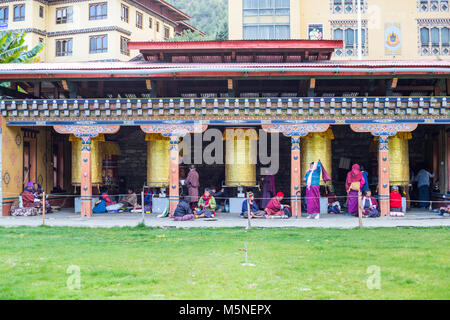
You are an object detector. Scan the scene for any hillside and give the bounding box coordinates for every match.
[167,0,228,39]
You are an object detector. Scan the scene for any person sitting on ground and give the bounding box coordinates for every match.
[22,182,40,208]
[360,189,379,218]
[34,183,52,212]
[93,198,107,213]
[264,192,291,218]
[211,186,226,211]
[173,197,195,221]
[241,192,265,219]
[120,188,138,209]
[100,187,114,206]
[195,188,216,219]
[326,185,341,214]
[389,186,403,213]
[438,205,450,217]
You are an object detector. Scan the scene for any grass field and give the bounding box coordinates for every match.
[0,226,448,300]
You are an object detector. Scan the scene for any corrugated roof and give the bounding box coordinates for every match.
[0,60,449,72]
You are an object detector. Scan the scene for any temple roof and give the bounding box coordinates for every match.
[128,40,343,62]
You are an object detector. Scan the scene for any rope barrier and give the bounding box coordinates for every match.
[1,191,449,203]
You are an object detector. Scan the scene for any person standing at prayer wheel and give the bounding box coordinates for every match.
[261,174,276,209]
[185,165,200,209]
[414,167,434,209]
[304,159,331,219]
[360,165,370,193]
[345,164,365,216]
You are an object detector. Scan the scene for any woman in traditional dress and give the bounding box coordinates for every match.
[261,175,276,209]
[304,159,330,219]
[185,165,200,209]
[195,188,216,219]
[360,189,379,218]
[345,164,365,216]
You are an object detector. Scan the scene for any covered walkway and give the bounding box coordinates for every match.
[0,208,448,229]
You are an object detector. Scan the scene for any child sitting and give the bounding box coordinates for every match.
[360,189,379,218]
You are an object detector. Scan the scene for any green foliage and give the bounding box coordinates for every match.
[167,0,228,40]
[0,31,44,63]
[170,30,207,41]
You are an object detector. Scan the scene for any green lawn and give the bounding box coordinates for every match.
[0,226,448,300]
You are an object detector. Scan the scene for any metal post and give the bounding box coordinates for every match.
[358,191,363,228]
[246,194,251,229]
[42,191,46,225]
[141,191,145,224]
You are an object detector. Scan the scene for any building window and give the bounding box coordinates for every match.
[331,0,367,14]
[156,21,160,32]
[89,2,107,20]
[89,35,107,53]
[136,11,142,29]
[149,17,153,29]
[39,5,43,18]
[56,38,73,56]
[331,21,368,57]
[418,0,449,12]
[242,0,290,40]
[120,36,129,55]
[418,20,450,55]
[121,4,128,23]
[13,4,25,22]
[56,7,73,24]
[0,7,8,24]
[164,26,170,40]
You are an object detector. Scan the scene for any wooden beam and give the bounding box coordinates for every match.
[61,80,69,91]
[0,86,38,99]
[391,77,398,88]
[309,78,316,89]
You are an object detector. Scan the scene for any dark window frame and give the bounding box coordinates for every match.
[89,34,108,54]
[121,4,129,23]
[136,11,143,29]
[55,38,73,57]
[0,6,8,24]
[56,6,73,24]
[13,4,25,22]
[120,36,130,56]
[89,2,107,20]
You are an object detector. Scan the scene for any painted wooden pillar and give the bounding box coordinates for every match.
[80,137,93,217]
[378,135,390,216]
[291,136,301,217]
[169,136,180,216]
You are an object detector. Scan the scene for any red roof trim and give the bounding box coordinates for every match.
[129,40,343,51]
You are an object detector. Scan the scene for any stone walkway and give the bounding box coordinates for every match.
[0,208,449,229]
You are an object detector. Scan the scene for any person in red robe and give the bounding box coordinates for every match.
[264,192,291,218]
[22,182,40,208]
[390,186,403,212]
[185,165,200,209]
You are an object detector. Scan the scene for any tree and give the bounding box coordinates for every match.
[215,20,228,40]
[167,0,228,39]
[0,31,44,98]
[170,30,206,41]
[0,31,44,63]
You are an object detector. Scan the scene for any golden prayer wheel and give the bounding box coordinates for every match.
[102,141,121,186]
[375,133,411,185]
[69,134,104,186]
[146,133,170,187]
[301,129,334,185]
[224,127,258,186]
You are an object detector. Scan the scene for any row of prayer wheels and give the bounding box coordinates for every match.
[70,128,412,189]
